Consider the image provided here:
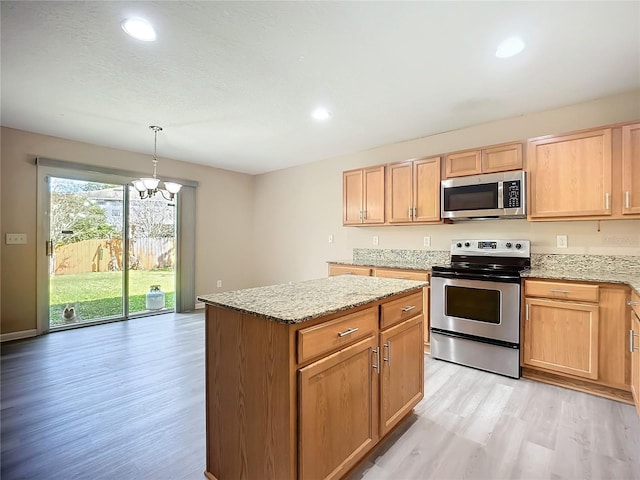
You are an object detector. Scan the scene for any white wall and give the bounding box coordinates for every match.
[253,91,640,286]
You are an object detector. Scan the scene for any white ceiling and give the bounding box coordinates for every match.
[2,1,639,175]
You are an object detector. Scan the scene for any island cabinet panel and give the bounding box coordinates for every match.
[205,307,294,480]
[204,285,426,480]
[379,314,424,436]
[298,336,379,480]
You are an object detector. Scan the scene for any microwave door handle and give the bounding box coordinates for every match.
[497,181,504,209]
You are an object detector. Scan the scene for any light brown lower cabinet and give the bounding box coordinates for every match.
[204,289,425,480]
[630,292,640,416]
[522,279,633,402]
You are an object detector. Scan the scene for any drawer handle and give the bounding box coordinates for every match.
[629,301,639,306]
[372,347,380,374]
[383,340,391,365]
[392,276,407,279]
[401,305,416,312]
[338,327,359,337]
[549,289,570,294]
[630,329,639,353]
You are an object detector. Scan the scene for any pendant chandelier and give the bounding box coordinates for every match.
[132,125,182,200]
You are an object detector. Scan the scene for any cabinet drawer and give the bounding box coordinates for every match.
[297,307,378,363]
[328,264,371,277]
[525,280,599,303]
[380,291,424,330]
[631,290,640,317]
[374,269,429,281]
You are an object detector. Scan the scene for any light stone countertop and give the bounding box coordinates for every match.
[197,275,427,325]
[522,269,640,296]
[328,259,435,271]
[330,251,640,296]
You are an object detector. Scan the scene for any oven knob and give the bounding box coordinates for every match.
[456,242,462,248]
[506,242,512,248]
[515,243,522,249]
[464,242,470,247]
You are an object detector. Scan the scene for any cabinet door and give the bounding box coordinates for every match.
[631,310,640,416]
[445,150,481,178]
[299,336,378,480]
[343,169,364,225]
[379,314,424,437]
[528,129,613,218]
[413,157,441,222]
[524,298,599,379]
[481,143,523,173]
[622,123,640,215]
[387,162,413,223]
[363,166,385,224]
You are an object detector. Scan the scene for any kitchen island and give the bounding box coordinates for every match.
[197,275,427,480]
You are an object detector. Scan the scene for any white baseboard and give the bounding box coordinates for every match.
[1,329,38,342]
[195,302,205,310]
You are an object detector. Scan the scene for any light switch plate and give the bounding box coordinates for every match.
[372,236,379,246]
[423,236,431,247]
[6,233,27,244]
[328,234,333,244]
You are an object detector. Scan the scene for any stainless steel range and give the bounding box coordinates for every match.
[430,239,530,378]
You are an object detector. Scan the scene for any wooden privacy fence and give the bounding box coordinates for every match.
[53,238,175,275]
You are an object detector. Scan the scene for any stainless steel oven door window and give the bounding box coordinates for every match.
[430,276,520,344]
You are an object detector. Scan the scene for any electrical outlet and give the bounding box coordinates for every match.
[556,235,568,248]
[423,236,431,247]
[5,233,27,244]
[328,234,333,244]
[216,280,222,288]
[372,236,379,246]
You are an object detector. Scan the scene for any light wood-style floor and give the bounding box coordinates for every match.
[2,312,639,480]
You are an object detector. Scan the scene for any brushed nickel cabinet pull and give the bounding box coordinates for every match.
[337,327,359,337]
[383,341,391,365]
[549,289,570,294]
[526,304,529,321]
[630,329,639,353]
[413,207,417,218]
[363,210,367,219]
[45,240,53,257]
[372,347,380,374]
[625,191,631,209]
[628,301,639,306]
[401,305,416,312]
[605,192,611,210]
[407,207,412,219]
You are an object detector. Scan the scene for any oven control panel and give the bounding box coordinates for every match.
[451,239,530,257]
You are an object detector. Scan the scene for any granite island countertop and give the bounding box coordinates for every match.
[197,275,427,325]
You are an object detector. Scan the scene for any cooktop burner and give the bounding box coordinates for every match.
[433,239,531,274]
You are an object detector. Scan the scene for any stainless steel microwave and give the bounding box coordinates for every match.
[441,170,526,220]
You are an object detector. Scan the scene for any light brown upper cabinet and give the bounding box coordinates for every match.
[343,166,385,225]
[528,123,640,220]
[444,142,523,178]
[622,123,640,215]
[386,157,441,224]
[528,128,613,219]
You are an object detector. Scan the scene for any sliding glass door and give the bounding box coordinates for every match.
[45,175,176,330]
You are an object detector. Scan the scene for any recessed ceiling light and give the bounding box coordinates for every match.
[121,18,157,42]
[311,108,332,121]
[495,36,525,58]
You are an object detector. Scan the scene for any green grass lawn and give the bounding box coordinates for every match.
[50,270,175,326]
